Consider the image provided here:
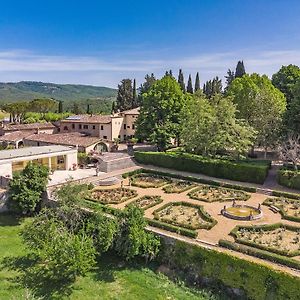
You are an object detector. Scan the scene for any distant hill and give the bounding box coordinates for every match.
[0,81,117,103]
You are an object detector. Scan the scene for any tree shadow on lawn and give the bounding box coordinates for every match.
[0,213,23,227]
[1,254,76,299]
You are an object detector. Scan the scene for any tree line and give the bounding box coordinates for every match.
[131,61,299,158]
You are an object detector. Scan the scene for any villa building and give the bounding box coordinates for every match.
[58,107,139,142]
[0,145,77,179]
[0,122,56,136]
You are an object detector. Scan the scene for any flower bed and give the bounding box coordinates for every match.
[89,187,138,204]
[153,202,217,230]
[127,195,163,210]
[263,197,300,222]
[130,173,172,188]
[231,223,300,257]
[188,185,250,202]
[163,180,197,193]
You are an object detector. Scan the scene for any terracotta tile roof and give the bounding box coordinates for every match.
[25,132,102,148]
[0,130,35,142]
[121,107,140,115]
[3,122,55,131]
[61,114,112,124]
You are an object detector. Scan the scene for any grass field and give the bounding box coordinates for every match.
[0,214,220,300]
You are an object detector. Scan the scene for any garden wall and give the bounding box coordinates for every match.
[158,237,300,300]
[277,168,300,190]
[134,152,269,184]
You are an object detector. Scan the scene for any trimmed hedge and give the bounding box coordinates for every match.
[158,239,300,300]
[163,181,197,193]
[127,195,163,210]
[219,239,300,270]
[271,190,300,200]
[134,151,269,184]
[147,218,197,238]
[230,223,300,257]
[123,168,257,193]
[277,168,300,190]
[130,173,172,188]
[153,201,217,230]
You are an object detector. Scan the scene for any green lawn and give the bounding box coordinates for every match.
[0,214,220,300]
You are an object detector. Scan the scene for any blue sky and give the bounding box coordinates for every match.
[0,0,300,88]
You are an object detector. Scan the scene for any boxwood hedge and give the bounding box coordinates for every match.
[134,151,269,184]
[159,238,300,300]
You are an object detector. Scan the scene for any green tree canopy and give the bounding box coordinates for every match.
[116,79,133,111]
[285,80,300,134]
[177,69,186,92]
[181,93,255,157]
[228,73,286,154]
[272,64,300,105]
[8,163,49,215]
[235,60,246,78]
[136,76,187,151]
[186,74,193,94]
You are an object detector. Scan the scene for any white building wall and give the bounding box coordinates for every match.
[65,152,78,170]
[0,162,12,178]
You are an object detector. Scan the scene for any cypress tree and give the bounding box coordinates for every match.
[186,75,193,93]
[235,61,246,78]
[132,78,137,108]
[58,100,63,113]
[116,79,133,111]
[225,69,235,91]
[195,72,200,91]
[111,101,116,114]
[177,69,185,92]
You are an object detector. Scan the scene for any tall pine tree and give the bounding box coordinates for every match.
[235,61,246,78]
[116,79,133,111]
[177,69,185,92]
[186,74,193,93]
[225,69,235,92]
[203,77,222,98]
[195,72,200,92]
[138,73,157,106]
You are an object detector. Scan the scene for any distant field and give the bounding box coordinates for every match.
[0,214,219,300]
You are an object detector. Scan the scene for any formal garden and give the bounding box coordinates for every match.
[130,173,172,188]
[90,187,138,204]
[231,224,300,257]
[263,197,300,222]
[127,195,163,210]
[188,185,250,202]
[163,180,197,193]
[153,202,217,230]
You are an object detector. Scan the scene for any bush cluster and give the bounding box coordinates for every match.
[134,152,269,184]
[277,168,300,190]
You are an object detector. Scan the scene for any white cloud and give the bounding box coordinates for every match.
[0,48,299,87]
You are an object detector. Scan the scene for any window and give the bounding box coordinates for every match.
[132,124,135,129]
[123,124,126,129]
[57,128,61,132]
[103,135,107,139]
[79,124,82,129]
[118,135,120,138]
[100,125,104,130]
[83,124,88,129]
[123,135,126,140]
[72,124,75,129]
[92,125,96,130]
[127,126,130,128]
[63,126,68,131]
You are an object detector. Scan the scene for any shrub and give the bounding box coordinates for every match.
[277,168,300,190]
[8,163,49,215]
[134,152,269,184]
[271,190,300,199]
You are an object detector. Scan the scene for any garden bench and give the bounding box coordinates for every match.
[269,205,280,213]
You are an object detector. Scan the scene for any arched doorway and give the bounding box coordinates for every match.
[94,142,108,152]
